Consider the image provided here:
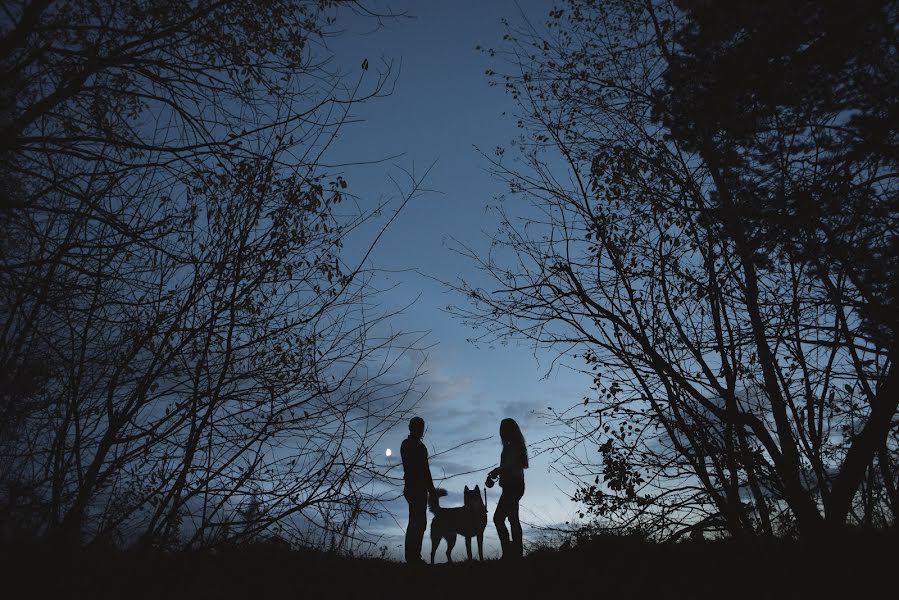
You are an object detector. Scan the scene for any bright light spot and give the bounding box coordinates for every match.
[385,448,392,457]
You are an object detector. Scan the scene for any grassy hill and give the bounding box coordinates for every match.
[4,531,894,599]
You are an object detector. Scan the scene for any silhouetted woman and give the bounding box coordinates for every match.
[486,417,528,559]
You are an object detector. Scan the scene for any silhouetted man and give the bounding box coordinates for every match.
[401,416,437,565]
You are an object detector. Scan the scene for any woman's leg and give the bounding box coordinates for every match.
[509,482,524,558]
[508,504,522,557]
[493,489,512,556]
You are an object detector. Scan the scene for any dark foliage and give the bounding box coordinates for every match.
[0,0,425,550]
[451,0,898,539]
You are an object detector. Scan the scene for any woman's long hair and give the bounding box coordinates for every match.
[500,418,528,468]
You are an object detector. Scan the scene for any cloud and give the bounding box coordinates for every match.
[414,362,475,414]
[498,396,546,426]
[430,458,478,477]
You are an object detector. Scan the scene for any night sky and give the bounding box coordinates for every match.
[320,1,594,559]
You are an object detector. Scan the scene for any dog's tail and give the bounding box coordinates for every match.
[428,487,448,514]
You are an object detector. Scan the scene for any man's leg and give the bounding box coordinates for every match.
[405,489,427,563]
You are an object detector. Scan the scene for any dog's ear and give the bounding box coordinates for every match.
[474,484,480,494]
[464,485,470,492]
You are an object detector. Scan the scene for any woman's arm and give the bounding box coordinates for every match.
[489,447,509,479]
[495,445,525,478]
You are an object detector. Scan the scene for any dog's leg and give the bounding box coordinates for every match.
[445,534,456,563]
[477,532,484,561]
[430,528,439,564]
[465,535,472,561]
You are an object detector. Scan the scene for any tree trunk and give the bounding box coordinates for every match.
[826,345,899,528]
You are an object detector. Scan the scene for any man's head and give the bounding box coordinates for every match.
[409,416,425,439]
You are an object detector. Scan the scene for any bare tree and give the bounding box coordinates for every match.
[451,0,896,539]
[0,0,428,549]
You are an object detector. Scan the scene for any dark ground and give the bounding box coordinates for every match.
[3,532,894,599]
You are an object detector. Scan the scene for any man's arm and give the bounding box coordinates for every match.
[400,439,410,478]
[423,445,437,495]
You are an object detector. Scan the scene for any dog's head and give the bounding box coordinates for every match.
[463,485,486,511]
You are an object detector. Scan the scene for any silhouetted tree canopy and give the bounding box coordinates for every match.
[453,0,897,539]
[0,0,426,550]
[656,0,899,531]
[657,0,898,349]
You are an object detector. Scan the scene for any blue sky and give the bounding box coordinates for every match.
[315,1,596,560]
